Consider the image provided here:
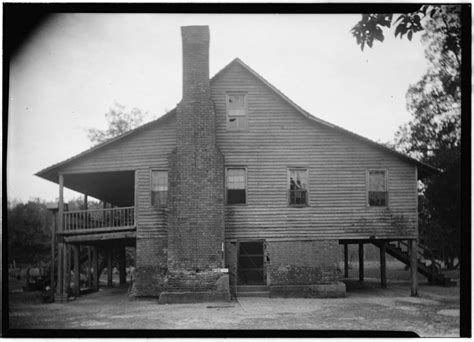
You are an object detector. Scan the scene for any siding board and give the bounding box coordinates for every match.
[57,62,417,241]
[212,63,417,240]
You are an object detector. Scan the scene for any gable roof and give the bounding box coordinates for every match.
[36,58,439,182]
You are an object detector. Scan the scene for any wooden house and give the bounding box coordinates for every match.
[36,26,441,303]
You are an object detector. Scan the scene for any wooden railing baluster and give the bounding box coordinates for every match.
[62,206,135,232]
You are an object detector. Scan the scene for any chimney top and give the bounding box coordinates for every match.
[181,25,209,42]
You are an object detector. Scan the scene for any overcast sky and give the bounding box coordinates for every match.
[7,13,429,203]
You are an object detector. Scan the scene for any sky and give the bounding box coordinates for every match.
[7,13,429,203]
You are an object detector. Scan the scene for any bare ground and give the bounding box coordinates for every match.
[6,262,460,336]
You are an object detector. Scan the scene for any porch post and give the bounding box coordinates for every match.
[119,246,127,285]
[87,247,92,288]
[409,239,418,297]
[107,247,113,287]
[62,244,70,300]
[343,243,349,278]
[50,210,57,296]
[379,241,387,288]
[73,244,80,297]
[358,243,364,282]
[55,174,66,302]
[92,246,98,291]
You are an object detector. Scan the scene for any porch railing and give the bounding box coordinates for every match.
[63,206,135,232]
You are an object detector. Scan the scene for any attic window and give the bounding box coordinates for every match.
[226,93,248,131]
[368,170,388,206]
[151,170,168,206]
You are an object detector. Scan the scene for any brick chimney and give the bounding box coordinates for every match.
[161,26,229,303]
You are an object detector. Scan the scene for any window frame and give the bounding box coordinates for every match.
[150,169,169,207]
[225,166,248,205]
[366,169,389,207]
[225,92,248,131]
[287,167,310,207]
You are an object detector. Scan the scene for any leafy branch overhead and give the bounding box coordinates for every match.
[351,6,447,50]
[87,102,151,145]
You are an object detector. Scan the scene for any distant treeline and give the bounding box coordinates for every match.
[7,197,101,266]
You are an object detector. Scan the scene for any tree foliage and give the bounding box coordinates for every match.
[7,199,52,264]
[87,102,149,145]
[353,5,461,268]
[350,5,458,51]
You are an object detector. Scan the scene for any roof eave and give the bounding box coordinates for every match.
[35,108,176,181]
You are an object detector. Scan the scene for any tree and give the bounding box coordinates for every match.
[87,102,150,145]
[7,199,52,265]
[351,5,460,51]
[67,196,102,211]
[352,5,461,268]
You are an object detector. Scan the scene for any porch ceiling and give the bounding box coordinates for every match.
[63,171,135,207]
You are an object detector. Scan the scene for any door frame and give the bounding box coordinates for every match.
[236,239,266,285]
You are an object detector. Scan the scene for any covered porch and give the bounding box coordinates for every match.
[52,170,137,302]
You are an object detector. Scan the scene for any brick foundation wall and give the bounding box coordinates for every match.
[267,240,342,285]
[225,239,342,288]
[134,237,167,296]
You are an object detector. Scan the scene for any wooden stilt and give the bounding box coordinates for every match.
[344,244,349,278]
[63,244,70,299]
[119,246,127,285]
[56,242,64,299]
[55,174,65,302]
[73,245,80,297]
[92,246,98,291]
[358,243,364,282]
[380,241,387,288]
[87,247,92,288]
[50,211,57,295]
[107,248,113,287]
[409,239,418,297]
[133,246,137,267]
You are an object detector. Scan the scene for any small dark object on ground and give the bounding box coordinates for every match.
[42,288,54,303]
[206,305,234,309]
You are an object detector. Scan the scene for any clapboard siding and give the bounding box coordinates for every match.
[61,117,176,173]
[212,62,417,240]
[55,61,417,241]
[136,169,168,238]
[58,118,175,239]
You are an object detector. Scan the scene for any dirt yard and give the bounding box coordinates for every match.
[6,261,460,336]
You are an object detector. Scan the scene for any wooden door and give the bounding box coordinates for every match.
[237,241,265,285]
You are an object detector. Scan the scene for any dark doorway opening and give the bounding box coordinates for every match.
[238,241,265,285]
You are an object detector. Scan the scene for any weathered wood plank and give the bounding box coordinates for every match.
[60,225,135,236]
[380,241,387,288]
[358,243,364,282]
[64,231,136,243]
[409,239,418,297]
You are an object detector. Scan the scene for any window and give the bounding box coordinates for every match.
[288,168,309,206]
[151,170,168,206]
[226,93,248,130]
[226,167,246,204]
[368,170,388,206]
